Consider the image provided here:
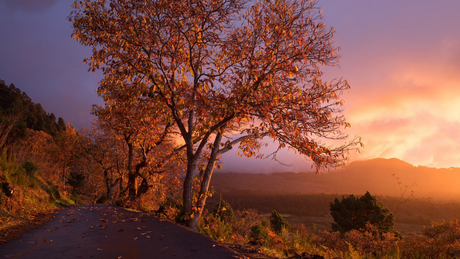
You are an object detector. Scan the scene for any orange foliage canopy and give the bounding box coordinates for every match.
[70,0,360,230]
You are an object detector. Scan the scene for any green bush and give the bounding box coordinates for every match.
[200,216,233,242]
[212,199,234,223]
[270,210,291,233]
[250,219,270,243]
[22,161,38,177]
[330,191,395,234]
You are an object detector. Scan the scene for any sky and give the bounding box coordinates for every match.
[1,0,460,172]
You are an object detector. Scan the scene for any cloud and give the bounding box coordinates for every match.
[0,0,58,13]
[343,40,460,168]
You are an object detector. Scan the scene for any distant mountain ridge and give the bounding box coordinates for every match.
[347,158,414,169]
[211,158,460,200]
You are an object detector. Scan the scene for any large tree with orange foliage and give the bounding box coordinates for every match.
[71,0,360,230]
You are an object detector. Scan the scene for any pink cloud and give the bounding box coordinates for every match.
[332,36,460,168]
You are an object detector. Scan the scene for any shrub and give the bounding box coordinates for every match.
[330,191,396,234]
[317,223,401,257]
[200,215,233,242]
[250,219,271,244]
[22,161,38,177]
[270,210,291,233]
[401,219,460,258]
[212,199,234,223]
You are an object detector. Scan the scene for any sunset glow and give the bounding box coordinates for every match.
[1,0,460,170]
[318,1,460,169]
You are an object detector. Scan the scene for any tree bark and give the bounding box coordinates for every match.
[183,155,198,228]
[127,142,136,201]
[188,131,223,230]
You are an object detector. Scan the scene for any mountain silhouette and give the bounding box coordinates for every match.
[211,158,460,199]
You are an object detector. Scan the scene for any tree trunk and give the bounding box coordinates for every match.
[183,156,198,228]
[104,169,120,203]
[188,131,223,230]
[62,161,66,191]
[104,169,111,200]
[127,142,136,201]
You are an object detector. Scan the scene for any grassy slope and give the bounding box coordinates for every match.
[0,155,74,243]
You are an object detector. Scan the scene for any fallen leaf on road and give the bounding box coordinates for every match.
[134,237,138,240]
[146,236,151,238]
[97,248,103,251]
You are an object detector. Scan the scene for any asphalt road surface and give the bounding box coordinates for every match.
[0,204,241,259]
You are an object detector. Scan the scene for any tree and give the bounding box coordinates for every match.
[0,113,20,152]
[83,123,125,203]
[329,191,395,234]
[269,210,291,233]
[71,0,360,230]
[13,129,59,183]
[51,124,81,191]
[92,89,178,202]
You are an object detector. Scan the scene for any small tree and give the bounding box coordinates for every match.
[330,191,395,234]
[269,210,291,233]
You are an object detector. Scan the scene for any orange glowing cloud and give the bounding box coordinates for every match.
[342,39,460,168]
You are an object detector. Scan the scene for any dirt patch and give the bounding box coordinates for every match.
[0,208,61,244]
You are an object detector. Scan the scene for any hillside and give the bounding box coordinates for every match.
[0,79,67,148]
[210,158,460,199]
[1,80,80,241]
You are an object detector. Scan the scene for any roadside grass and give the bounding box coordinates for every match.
[0,154,73,242]
[196,198,460,259]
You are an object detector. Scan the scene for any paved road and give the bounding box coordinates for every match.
[0,204,241,259]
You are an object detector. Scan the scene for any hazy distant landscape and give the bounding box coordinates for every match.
[212,158,460,199]
[208,158,460,235]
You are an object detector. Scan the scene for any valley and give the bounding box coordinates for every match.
[208,158,460,236]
